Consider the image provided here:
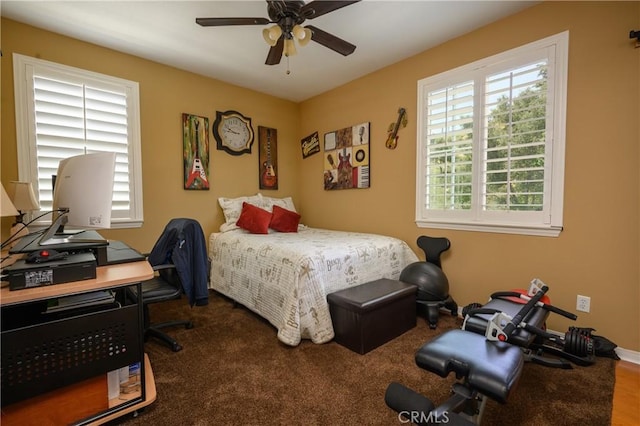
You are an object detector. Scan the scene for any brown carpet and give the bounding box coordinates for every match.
[115,291,615,425]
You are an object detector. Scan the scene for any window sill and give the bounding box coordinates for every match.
[110,219,143,229]
[30,219,143,231]
[416,220,562,237]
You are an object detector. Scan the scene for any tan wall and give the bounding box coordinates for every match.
[1,2,639,351]
[1,18,301,252]
[298,1,640,351]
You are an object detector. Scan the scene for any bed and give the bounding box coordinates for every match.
[208,194,419,346]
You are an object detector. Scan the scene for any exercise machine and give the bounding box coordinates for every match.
[462,279,595,368]
[386,328,524,425]
[385,280,593,425]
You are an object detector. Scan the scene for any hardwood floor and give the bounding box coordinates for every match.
[611,360,640,425]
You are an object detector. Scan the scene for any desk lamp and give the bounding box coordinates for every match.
[8,181,40,248]
[2,183,20,249]
[1,183,19,217]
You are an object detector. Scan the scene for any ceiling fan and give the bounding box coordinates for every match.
[196,1,361,66]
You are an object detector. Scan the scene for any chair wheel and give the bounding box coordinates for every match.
[172,343,183,352]
[185,322,194,329]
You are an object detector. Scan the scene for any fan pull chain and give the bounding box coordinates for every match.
[286,54,291,75]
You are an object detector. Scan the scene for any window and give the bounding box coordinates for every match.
[13,54,143,228]
[416,32,568,237]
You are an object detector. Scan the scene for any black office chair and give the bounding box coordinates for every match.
[132,263,193,352]
[130,218,209,352]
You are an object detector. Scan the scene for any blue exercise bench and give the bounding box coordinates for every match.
[385,280,595,425]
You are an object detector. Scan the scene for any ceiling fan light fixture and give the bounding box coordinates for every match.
[294,26,313,47]
[292,25,305,40]
[262,25,282,46]
[283,38,297,57]
[262,28,275,46]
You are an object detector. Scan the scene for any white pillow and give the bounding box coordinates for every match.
[218,194,262,232]
[260,194,297,213]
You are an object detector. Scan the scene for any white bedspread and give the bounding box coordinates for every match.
[208,228,419,346]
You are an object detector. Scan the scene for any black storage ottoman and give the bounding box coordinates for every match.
[327,279,417,354]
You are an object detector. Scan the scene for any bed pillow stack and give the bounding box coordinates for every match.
[218,194,263,233]
[260,195,297,213]
[218,194,302,234]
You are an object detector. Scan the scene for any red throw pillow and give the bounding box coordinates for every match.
[270,205,301,233]
[236,202,272,234]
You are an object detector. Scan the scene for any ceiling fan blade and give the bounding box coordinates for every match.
[301,1,361,20]
[306,25,356,56]
[265,37,284,65]
[196,17,271,27]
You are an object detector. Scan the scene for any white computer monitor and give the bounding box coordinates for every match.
[39,152,116,246]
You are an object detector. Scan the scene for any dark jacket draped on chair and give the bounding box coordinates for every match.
[147,218,209,306]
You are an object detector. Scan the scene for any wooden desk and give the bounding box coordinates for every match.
[0,261,153,306]
[0,260,157,425]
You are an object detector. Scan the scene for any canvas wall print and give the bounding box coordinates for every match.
[258,126,278,190]
[301,131,320,159]
[324,122,370,190]
[183,113,210,190]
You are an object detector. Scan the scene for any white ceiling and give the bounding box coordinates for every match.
[1,1,537,102]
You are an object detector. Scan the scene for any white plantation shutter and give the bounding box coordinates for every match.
[14,54,143,228]
[416,32,568,236]
[482,62,547,213]
[425,81,474,211]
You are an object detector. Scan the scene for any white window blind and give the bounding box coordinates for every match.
[416,32,568,236]
[483,62,547,213]
[425,81,474,211]
[13,54,143,228]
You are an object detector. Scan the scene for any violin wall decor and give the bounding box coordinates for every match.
[386,107,408,150]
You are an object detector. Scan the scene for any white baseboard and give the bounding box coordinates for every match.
[615,347,640,364]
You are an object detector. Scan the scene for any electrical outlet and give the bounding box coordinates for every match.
[576,295,590,313]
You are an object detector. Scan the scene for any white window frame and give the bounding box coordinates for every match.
[416,32,568,237]
[13,53,143,229]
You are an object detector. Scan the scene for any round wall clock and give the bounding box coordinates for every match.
[213,110,254,156]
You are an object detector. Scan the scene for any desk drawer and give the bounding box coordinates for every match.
[1,304,141,406]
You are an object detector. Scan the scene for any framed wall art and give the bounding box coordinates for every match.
[258,126,278,190]
[182,113,210,190]
[323,122,370,190]
[301,131,320,159]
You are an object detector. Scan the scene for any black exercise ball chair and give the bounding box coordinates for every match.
[399,236,458,329]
